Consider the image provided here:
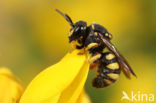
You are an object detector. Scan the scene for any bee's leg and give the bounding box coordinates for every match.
[88,53,101,64]
[85,43,98,51]
[88,54,101,70]
[78,43,98,55]
[77,49,86,55]
[90,63,98,70]
[69,41,77,53]
[85,43,100,69]
[69,48,76,53]
[78,42,98,58]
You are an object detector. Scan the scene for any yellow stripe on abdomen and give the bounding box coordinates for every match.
[104,79,113,85]
[106,54,115,60]
[106,62,119,70]
[107,73,119,80]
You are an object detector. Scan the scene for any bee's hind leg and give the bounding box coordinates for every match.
[78,42,101,70]
[88,53,101,64]
[90,62,98,70]
[85,43,101,69]
[88,53,101,70]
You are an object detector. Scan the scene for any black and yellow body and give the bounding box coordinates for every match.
[56,9,136,88]
[92,52,121,88]
[83,24,120,88]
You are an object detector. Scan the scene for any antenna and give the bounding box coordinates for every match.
[56,9,74,28]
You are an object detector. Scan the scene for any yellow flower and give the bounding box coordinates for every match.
[0,67,23,103]
[20,50,90,103]
[76,89,91,103]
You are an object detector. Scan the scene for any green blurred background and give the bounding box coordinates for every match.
[0,0,156,103]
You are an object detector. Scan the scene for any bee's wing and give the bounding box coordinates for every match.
[97,33,137,79]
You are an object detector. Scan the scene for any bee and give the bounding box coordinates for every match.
[56,9,136,88]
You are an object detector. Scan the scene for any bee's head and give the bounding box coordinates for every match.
[68,21,87,43]
[56,9,87,47]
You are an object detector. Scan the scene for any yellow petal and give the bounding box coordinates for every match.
[0,67,24,103]
[20,50,89,103]
[57,57,89,103]
[42,93,61,103]
[76,89,91,103]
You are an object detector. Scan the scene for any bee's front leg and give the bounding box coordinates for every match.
[69,41,77,53]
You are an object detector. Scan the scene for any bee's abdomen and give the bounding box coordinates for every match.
[92,52,121,88]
